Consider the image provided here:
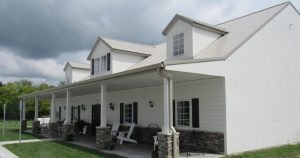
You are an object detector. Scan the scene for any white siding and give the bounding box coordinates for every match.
[225,5,300,154]
[112,52,144,73]
[55,78,225,133]
[166,20,193,60]
[71,69,89,83]
[65,66,72,84]
[192,27,220,57]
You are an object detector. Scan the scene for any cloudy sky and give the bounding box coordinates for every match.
[0,0,299,85]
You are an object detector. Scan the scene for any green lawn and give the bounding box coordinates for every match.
[0,120,41,141]
[4,141,124,158]
[224,144,300,158]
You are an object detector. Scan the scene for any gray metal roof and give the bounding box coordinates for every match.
[162,14,228,35]
[192,2,289,61]
[87,36,156,60]
[63,62,90,71]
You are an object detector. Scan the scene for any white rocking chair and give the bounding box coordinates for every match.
[111,122,120,137]
[117,123,137,145]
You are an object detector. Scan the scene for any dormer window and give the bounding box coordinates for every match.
[173,33,184,56]
[92,53,111,75]
[101,55,107,72]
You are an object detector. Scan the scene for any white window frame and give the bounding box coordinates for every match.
[175,99,192,128]
[94,58,100,74]
[101,55,107,72]
[124,103,133,124]
[173,33,184,56]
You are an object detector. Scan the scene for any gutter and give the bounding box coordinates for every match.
[157,67,178,158]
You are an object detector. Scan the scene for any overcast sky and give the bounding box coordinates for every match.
[0,0,299,85]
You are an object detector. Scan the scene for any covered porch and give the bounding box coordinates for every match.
[20,66,226,157]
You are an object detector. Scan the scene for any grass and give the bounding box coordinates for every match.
[0,120,41,141]
[4,141,124,158]
[224,144,300,158]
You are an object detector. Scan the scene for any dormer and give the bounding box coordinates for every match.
[87,36,155,77]
[63,62,90,84]
[162,14,228,60]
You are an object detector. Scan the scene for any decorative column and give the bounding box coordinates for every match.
[96,83,111,149]
[21,99,27,130]
[63,90,74,141]
[32,96,40,134]
[157,77,179,158]
[49,93,59,137]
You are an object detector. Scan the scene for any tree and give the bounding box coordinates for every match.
[0,80,54,120]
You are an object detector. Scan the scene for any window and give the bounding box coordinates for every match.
[176,100,191,127]
[173,33,184,56]
[101,55,107,72]
[94,58,100,74]
[124,104,133,123]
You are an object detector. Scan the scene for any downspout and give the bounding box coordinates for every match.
[157,67,177,158]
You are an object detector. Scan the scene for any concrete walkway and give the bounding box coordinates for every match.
[0,139,52,158]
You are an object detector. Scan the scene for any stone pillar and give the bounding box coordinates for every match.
[32,120,41,134]
[96,127,111,149]
[34,96,38,121]
[48,122,59,137]
[21,120,27,131]
[62,124,74,141]
[158,132,180,158]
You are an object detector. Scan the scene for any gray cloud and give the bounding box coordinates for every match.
[0,0,299,84]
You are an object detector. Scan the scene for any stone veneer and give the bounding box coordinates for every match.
[119,125,224,154]
[48,122,59,137]
[63,124,74,141]
[96,127,112,149]
[157,132,180,158]
[178,129,224,154]
[32,120,40,134]
[21,120,27,131]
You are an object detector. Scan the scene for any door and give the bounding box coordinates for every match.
[91,104,101,136]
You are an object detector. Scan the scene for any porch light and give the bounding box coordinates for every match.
[149,101,154,108]
[81,104,86,111]
[109,103,114,110]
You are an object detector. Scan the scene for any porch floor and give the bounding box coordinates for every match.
[26,129,222,158]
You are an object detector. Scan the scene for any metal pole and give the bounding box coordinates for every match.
[19,100,22,143]
[3,104,6,138]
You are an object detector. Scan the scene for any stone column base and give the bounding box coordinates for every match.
[21,120,27,131]
[96,127,112,149]
[32,120,40,134]
[48,122,59,137]
[63,124,74,141]
[158,132,180,158]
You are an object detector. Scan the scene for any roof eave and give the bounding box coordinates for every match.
[19,63,164,99]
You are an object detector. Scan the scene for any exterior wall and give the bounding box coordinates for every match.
[90,40,112,77]
[225,5,300,154]
[192,27,220,57]
[55,78,225,133]
[166,20,193,60]
[71,69,89,83]
[111,51,144,73]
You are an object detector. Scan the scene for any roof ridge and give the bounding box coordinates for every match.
[100,35,156,48]
[68,61,90,65]
[216,1,290,26]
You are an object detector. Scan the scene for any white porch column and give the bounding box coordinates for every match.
[22,99,26,120]
[163,78,170,133]
[64,90,71,124]
[34,96,38,121]
[100,83,107,127]
[50,93,56,123]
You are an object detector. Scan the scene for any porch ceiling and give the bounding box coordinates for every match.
[26,70,217,99]
[68,71,215,97]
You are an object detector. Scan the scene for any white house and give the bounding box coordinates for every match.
[20,2,300,157]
